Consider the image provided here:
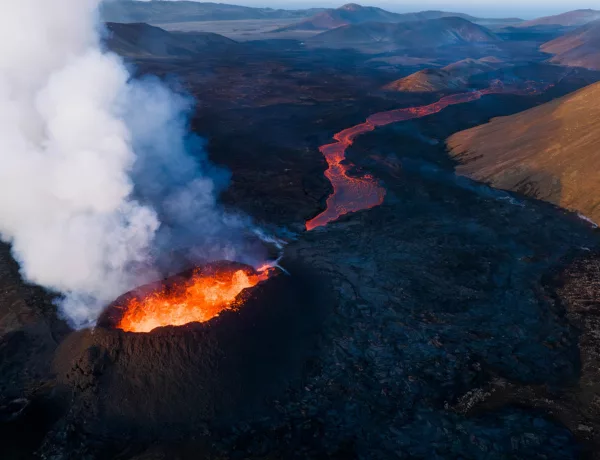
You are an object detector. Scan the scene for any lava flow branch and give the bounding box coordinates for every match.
[115,264,273,333]
[306,81,553,231]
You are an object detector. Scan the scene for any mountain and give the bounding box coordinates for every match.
[541,19,600,70]
[308,17,498,51]
[517,9,600,28]
[447,81,600,223]
[105,22,237,58]
[100,1,322,24]
[385,57,506,92]
[278,3,476,31]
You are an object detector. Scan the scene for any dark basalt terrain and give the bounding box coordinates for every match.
[4,12,600,460]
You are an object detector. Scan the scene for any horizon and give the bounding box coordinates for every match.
[130,0,600,19]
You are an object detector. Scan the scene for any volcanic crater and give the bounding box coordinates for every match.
[99,261,273,333]
[53,258,332,439]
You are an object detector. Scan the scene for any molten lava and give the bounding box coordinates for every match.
[306,81,554,231]
[117,266,271,333]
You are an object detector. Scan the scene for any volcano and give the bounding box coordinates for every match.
[7,2,600,458]
[54,258,330,438]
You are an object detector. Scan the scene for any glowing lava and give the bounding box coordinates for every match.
[306,81,553,230]
[117,267,271,333]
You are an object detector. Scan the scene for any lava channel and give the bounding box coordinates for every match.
[306,81,554,231]
[114,263,273,333]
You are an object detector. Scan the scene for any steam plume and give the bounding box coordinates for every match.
[0,0,253,327]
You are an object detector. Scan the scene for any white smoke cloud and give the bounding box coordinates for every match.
[0,0,255,328]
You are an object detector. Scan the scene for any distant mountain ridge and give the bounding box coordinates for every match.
[517,9,600,28]
[541,19,600,70]
[279,3,521,32]
[105,22,237,58]
[277,3,476,31]
[308,17,498,51]
[100,1,323,24]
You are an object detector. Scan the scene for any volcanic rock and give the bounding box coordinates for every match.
[447,81,600,223]
[446,250,600,456]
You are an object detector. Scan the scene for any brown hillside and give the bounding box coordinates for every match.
[447,82,600,222]
[541,19,600,70]
[385,57,505,92]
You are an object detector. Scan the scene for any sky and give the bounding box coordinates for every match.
[150,0,598,19]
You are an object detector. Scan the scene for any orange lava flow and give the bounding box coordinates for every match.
[117,268,270,333]
[306,81,553,231]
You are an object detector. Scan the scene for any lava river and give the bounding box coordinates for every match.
[306,82,551,230]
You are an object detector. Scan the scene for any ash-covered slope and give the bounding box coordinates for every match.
[308,17,498,51]
[105,22,237,58]
[278,3,475,31]
[385,57,506,92]
[100,1,321,24]
[541,19,600,70]
[517,9,600,28]
[447,81,600,222]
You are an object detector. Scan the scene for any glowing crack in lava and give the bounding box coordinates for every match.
[117,266,271,333]
[305,81,552,230]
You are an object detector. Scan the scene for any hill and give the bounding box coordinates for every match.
[104,22,237,58]
[308,17,498,52]
[541,19,600,70]
[447,81,600,222]
[517,9,600,28]
[100,1,322,24]
[385,57,506,92]
[278,4,476,31]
